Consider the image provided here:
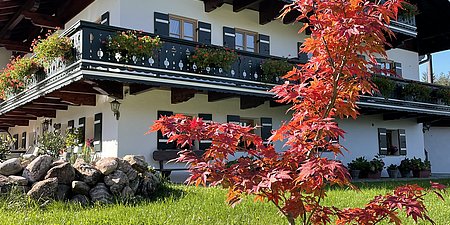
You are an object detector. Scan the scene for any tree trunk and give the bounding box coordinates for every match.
[286,215,295,225]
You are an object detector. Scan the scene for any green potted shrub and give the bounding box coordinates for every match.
[32,31,74,68]
[38,131,66,158]
[106,30,161,62]
[189,46,238,71]
[398,158,412,178]
[367,156,385,179]
[0,134,14,160]
[402,83,432,102]
[411,157,431,178]
[386,164,399,178]
[260,59,292,83]
[372,76,396,98]
[347,157,370,179]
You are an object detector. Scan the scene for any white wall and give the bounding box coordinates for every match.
[117,89,290,169]
[424,127,450,174]
[65,0,121,29]
[386,48,420,81]
[0,48,12,69]
[322,115,425,177]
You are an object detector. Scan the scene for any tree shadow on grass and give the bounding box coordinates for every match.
[327,178,450,192]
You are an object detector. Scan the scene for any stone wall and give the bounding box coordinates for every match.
[0,155,161,205]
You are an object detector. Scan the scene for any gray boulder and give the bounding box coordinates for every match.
[22,155,53,183]
[56,184,71,201]
[0,175,11,193]
[8,175,28,186]
[89,183,112,204]
[27,177,58,200]
[71,194,90,206]
[0,158,23,176]
[73,158,102,186]
[72,181,90,196]
[123,155,148,173]
[45,162,76,185]
[118,158,138,181]
[95,157,118,175]
[104,170,129,195]
[121,186,134,198]
[137,172,160,197]
[129,177,140,193]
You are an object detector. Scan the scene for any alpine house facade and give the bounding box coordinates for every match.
[0,0,450,180]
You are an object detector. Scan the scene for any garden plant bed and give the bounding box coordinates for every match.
[0,179,448,224]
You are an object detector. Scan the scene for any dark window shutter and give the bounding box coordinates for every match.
[378,128,388,155]
[399,129,407,155]
[394,62,402,77]
[54,123,61,130]
[154,12,169,36]
[157,111,176,150]
[101,11,110,25]
[94,113,102,152]
[68,120,74,131]
[78,117,86,143]
[260,117,272,144]
[258,34,270,55]
[227,115,240,124]
[198,113,212,150]
[223,27,235,49]
[297,42,308,63]
[13,134,18,150]
[21,132,26,149]
[198,21,211,44]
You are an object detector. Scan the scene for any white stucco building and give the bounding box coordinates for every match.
[0,0,450,179]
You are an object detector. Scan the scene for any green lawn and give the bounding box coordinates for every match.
[0,179,449,225]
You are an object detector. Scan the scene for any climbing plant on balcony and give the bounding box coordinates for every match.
[151,0,446,224]
[32,31,73,68]
[399,2,419,17]
[402,82,432,102]
[189,46,238,70]
[106,30,161,61]
[435,88,450,105]
[0,56,40,99]
[371,76,396,98]
[261,59,292,83]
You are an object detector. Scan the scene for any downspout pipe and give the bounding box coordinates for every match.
[419,54,433,83]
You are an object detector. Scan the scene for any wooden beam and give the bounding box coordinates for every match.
[129,83,158,95]
[0,119,29,126]
[383,112,418,121]
[233,0,263,12]
[59,0,94,22]
[0,39,31,52]
[0,114,37,120]
[33,97,74,106]
[208,91,235,102]
[259,0,283,25]
[240,96,266,109]
[46,92,96,106]
[0,0,39,39]
[269,100,286,108]
[90,80,123,99]
[203,0,224,12]
[22,11,63,29]
[59,82,101,95]
[16,108,57,118]
[22,103,68,111]
[171,88,196,104]
[0,1,22,9]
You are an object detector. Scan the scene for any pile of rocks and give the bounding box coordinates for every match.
[0,155,160,205]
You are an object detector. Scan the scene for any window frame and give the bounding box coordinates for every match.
[235,28,258,53]
[385,129,401,156]
[169,14,197,41]
[375,58,396,77]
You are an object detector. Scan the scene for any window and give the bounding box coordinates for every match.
[235,29,257,53]
[21,132,26,149]
[378,128,406,156]
[169,15,197,41]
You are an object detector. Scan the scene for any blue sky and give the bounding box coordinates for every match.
[419,50,450,78]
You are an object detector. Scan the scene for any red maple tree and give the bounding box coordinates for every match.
[151,0,446,224]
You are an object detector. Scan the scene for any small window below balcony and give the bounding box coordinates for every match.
[169,15,197,41]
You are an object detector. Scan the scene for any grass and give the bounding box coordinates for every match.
[0,179,449,224]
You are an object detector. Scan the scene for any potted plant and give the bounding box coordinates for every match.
[372,76,396,98]
[260,59,292,83]
[38,131,66,158]
[347,157,370,179]
[402,83,432,102]
[367,156,385,179]
[32,31,74,68]
[398,158,412,178]
[0,134,14,160]
[398,2,419,18]
[0,56,41,99]
[411,157,431,178]
[189,46,238,71]
[106,30,161,62]
[386,164,399,178]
